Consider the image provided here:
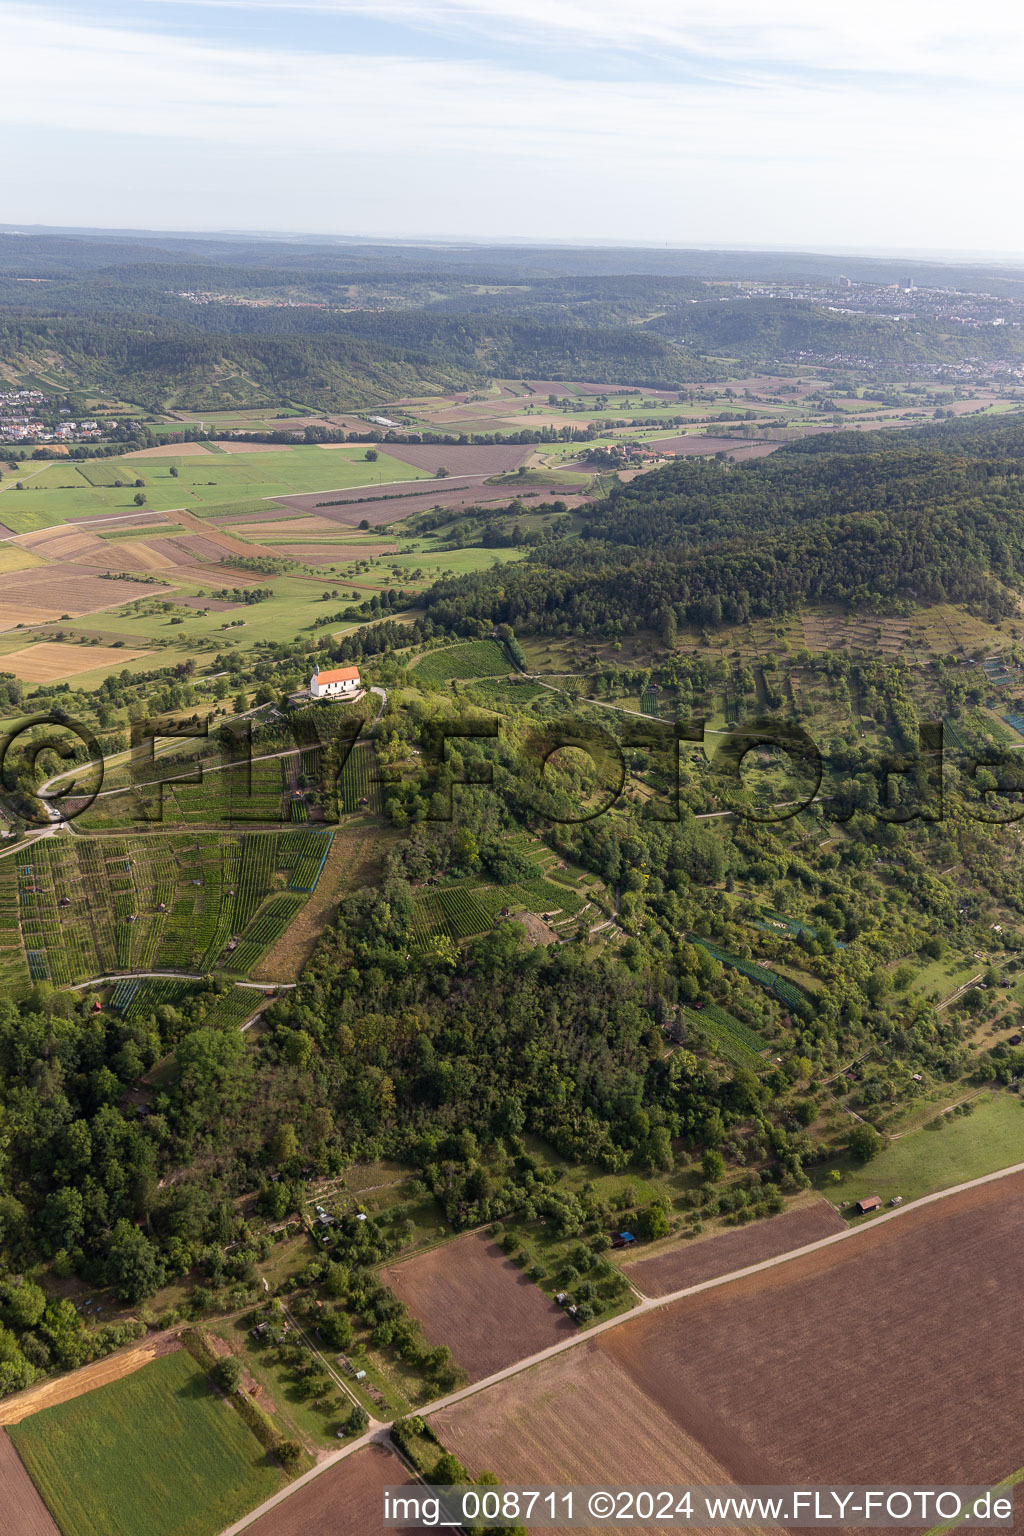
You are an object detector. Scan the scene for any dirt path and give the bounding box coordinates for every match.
[0,1329,181,1426]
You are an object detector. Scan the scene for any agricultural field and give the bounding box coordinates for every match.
[0,640,150,682]
[0,446,432,531]
[438,1171,1024,1508]
[380,1232,576,1381]
[0,1432,59,1536]
[434,1347,776,1536]
[9,1350,283,1536]
[623,1199,845,1298]
[0,829,316,989]
[411,640,510,685]
[240,1445,421,1536]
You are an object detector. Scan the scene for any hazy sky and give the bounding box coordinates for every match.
[4,0,1022,252]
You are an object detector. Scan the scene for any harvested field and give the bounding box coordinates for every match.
[375,442,532,475]
[211,439,289,453]
[600,1170,1024,1495]
[264,544,379,564]
[16,526,111,562]
[650,434,782,458]
[0,1431,60,1536]
[435,1346,784,1536]
[0,568,167,629]
[240,1445,420,1536]
[122,442,211,458]
[0,1330,180,1426]
[0,641,150,682]
[273,477,588,528]
[624,1200,845,1297]
[65,510,176,528]
[225,516,363,539]
[380,1231,575,1380]
[145,534,239,565]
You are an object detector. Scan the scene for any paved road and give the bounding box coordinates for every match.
[219,1155,1024,1535]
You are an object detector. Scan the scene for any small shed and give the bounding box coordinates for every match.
[855,1195,882,1215]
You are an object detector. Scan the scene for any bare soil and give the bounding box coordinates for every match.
[380,1232,575,1381]
[601,1171,1024,1498]
[241,1445,420,1536]
[434,1346,786,1536]
[624,1200,845,1297]
[0,1431,60,1536]
[0,567,170,629]
[272,477,586,527]
[0,641,150,682]
[377,442,532,475]
[651,434,782,459]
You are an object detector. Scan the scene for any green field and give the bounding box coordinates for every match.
[820,1091,1024,1209]
[0,445,429,530]
[9,1350,282,1536]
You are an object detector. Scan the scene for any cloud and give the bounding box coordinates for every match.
[131,0,1024,88]
[1,3,1015,156]
[3,2,1022,250]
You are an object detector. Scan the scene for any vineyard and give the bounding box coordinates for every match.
[288,831,335,892]
[685,1003,769,1070]
[412,870,596,944]
[412,885,493,942]
[337,743,380,814]
[411,640,509,685]
[221,894,306,972]
[689,935,808,1010]
[0,830,314,989]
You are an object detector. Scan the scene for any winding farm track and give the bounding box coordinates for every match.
[218,1155,1024,1536]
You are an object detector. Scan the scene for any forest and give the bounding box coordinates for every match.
[422,417,1024,638]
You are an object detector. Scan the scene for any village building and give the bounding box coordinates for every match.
[310,665,361,700]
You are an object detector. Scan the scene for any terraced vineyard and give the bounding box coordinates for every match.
[288,831,335,892]
[412,885,493,942]
[222,893,306,972]
[412,639,510,685]
[685,1003,769,1069]
[0,829,314,990]
[690,935,807,1010]
[338,743,380,813]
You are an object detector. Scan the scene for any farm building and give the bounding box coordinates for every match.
[855,1196,882,1215]
[311,664,361,699]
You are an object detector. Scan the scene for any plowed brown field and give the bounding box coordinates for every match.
[624,1200,845,1297]
[381,1232,576,1380]
[0,1431,60,1536]
[602,1171,1024,1494]
[434,1346,786,1536]
[0,568,169,629]
[650,434,781,459]
[273,477,587,527]
[376,442,531,475]
[241,1445,419,1536]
